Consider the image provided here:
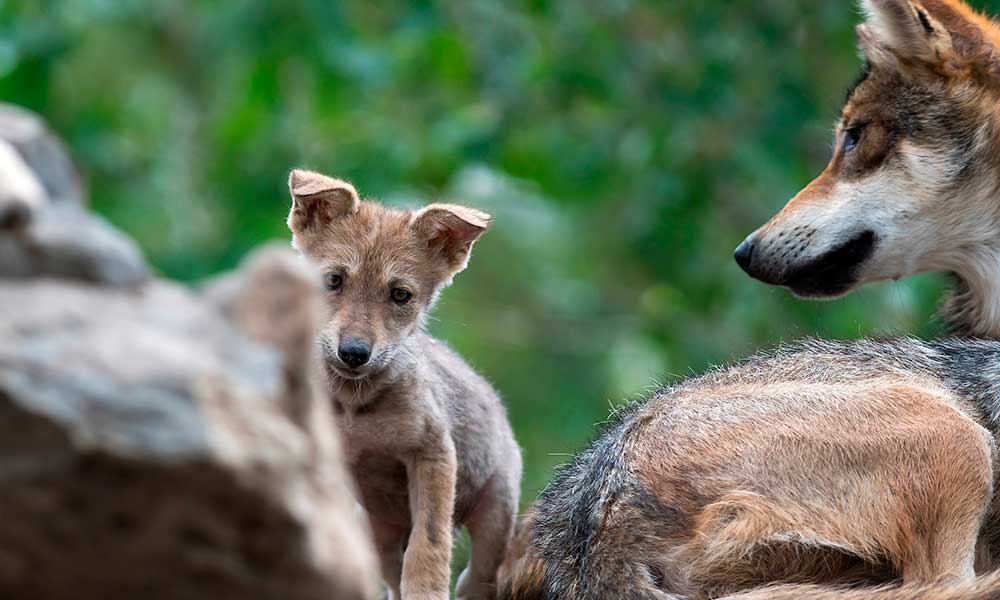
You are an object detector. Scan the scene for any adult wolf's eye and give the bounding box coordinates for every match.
[325,273,343,291]
[843,125,864,153]
[390,288,412,305]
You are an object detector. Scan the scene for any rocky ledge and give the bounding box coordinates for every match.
[0,106,375,599]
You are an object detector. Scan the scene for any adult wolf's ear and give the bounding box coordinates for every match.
[858,0,955,66]
[287,169,359,234]
[412,203,491,273]
[858,0,998,72]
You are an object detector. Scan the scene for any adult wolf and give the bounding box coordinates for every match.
[500,2,1000,599]
[735,0,1000,338]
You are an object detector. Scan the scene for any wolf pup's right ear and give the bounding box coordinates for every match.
[287,169,359,234]
[412,203,491,274]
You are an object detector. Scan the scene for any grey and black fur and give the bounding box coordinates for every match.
[509,338,1000,599]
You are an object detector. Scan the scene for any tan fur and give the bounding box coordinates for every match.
[665,381,993,594]
[644,379,994,597]
[288,169,521,600]
[498,339,1000,599]
[719,569,1000,600]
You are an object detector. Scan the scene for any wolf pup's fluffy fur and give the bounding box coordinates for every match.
[287,169,521,600]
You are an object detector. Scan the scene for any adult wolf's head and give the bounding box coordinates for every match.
[287,169,490,380]
[736,0,1000,331]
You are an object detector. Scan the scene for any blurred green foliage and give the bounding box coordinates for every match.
[5,0,995,505]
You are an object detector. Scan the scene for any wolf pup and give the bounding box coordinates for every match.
[287,169,521,600]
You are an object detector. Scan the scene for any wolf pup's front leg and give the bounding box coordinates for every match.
[402,439,457,600]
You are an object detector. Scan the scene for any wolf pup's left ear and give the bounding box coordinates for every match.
[287,169,359,234]
[412,203,491,273]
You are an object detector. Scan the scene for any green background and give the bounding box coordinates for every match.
[4,0,988,513]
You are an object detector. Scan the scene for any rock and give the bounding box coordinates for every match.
[0,205,151,287]
[202,243,331,434]
[0,103,84,208]
[0,104,149,287]
[0,247,378,600]
[0,137,46,229]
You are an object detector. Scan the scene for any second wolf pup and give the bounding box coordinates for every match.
[287,169,522,600]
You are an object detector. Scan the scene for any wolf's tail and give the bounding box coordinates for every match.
[721,571,1000,600]
[497,506,676,600]
[500,570,1000,600]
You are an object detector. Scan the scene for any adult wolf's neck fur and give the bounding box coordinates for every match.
[938,118,1000,338]
[944,262,1000,338]
[940,216,1000,339]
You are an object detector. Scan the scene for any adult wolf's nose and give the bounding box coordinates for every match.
[734,235,756,274]
[338,337,371,368]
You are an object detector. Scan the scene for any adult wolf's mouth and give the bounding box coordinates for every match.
[785,230,877,298]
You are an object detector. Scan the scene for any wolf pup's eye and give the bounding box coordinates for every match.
[843,124,864,153]
[325,273,343,291]
[390,288,412,305]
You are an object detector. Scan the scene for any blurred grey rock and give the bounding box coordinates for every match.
[0,205,150,286]
[0,103,84,208]
[0,137,46,229]
[0,248,377,600]
[0,104,149,287]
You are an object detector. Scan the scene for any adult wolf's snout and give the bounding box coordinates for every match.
[733,235,756,275]
[739,225,878,298]
[337,337,372,368]
[733,233,784,285]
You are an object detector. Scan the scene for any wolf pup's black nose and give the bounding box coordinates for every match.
[733,235,756,274]
[338,338,372,368]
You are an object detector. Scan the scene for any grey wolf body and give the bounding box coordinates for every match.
[287,169,522,600]
[500,337,1000,599]
[499,1,1000,598]
[735,0,1000,338]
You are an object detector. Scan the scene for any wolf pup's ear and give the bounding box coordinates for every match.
[287,169,359,234]
[412,203,491,273]
[857,0,994,73]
